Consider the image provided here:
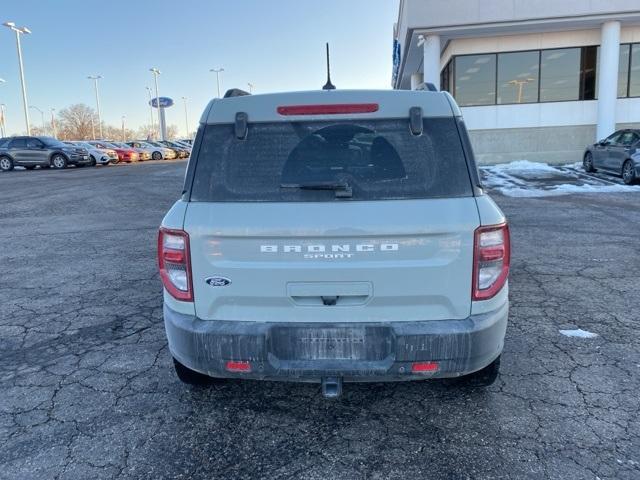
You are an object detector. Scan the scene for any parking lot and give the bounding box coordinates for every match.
[1,161,639,480]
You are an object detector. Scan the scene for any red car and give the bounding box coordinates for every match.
[88,141,139,163]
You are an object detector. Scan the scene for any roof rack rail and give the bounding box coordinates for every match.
[223,88,251,98]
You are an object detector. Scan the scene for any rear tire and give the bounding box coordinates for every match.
[583,152,596,173]
[459,355,501,387]
[173,358,218,385]
[622,160,637,185]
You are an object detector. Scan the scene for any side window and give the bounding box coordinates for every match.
[26,138,44,149]
[9,138,27,149]
[606,132,622,144]
[619,132,636,146]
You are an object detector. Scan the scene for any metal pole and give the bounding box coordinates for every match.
[95,78,102,138]
[15,30,30,135]
[150,68,161,140]
[88,76,103,138]
[210,68,224,98]
[181,96,189,138]
[0,79,5,137]
[51,108,57,138]
[3,24,31,135]
[90,116,95,140]
[146,87,154,139]
[0,104,6,137]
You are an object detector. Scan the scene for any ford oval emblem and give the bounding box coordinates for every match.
[205,276,231,287]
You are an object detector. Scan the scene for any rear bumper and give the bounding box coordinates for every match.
[164,302,508,383]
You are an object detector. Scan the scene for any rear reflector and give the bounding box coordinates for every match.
[225,360,252,373]
[411,361,439,373]
[277,103,379,116]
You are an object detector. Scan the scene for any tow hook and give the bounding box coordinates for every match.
[321,377,343,399]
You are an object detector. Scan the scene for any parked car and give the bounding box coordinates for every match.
[584,129,640,184]
[158,140,190,158]
[88,141,138,163]
[110,141,151,161]
[127,141,174,160]
[65,141,117,166]
[178,138,193,146]
[0,136,91,171]
[145,141,178,160]
[158,89,510,397]
[172,140,193,151]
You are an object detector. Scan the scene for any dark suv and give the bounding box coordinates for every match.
[0,136,91,171]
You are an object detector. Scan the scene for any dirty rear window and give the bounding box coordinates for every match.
[190,118,472,202]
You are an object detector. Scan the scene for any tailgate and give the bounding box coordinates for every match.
[184,198,479,323]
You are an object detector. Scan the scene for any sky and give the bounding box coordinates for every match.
[0,0,399,137]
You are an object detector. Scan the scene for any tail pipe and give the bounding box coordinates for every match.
[321,377,343,399]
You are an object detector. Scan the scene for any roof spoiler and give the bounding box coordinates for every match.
[224,88,251,98]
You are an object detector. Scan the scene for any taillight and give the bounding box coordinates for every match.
[277,103,379,115]
[472,223,510,301]
[158,227,193,301]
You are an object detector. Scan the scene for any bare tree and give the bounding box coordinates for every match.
[57,104,100,140]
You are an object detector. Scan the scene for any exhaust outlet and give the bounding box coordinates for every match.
[321,377,343,399]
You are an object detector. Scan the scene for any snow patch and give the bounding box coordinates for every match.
[481,160,640,197]
[489,160,560,173]
[559,329,598,339]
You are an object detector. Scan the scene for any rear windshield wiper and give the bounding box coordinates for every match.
[280,181,353,198]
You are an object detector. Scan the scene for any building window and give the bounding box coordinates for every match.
[595,44,631,98]
[454,54,496,106]
[440,60,452,94]
[631,44,640,97]
[580,46,598,100]
[497,51,540,104]
[443,44,640,106]
[539,48,582,102]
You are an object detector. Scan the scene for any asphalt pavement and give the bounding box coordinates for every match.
[0,161,639,479]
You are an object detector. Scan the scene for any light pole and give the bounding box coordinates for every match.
[87,75,103,138]
[0,104,6,138]
[149,68,161,139]
[247,82,254,93]
[181,96,190,138]
[0,78,5,137]
[145,86,155,139]
[29,105,45,134]
[210,67,224,98]
[121,115,126,141]
[3,22,31,135]
[507,78,535,104]
[50,108,57,138]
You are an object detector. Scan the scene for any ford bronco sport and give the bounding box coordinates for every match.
[158,88,509,397]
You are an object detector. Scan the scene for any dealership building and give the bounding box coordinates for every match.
[392,0,640,164]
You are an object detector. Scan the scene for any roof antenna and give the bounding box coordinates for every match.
[322,43,336,90]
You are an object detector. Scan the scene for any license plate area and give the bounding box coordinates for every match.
[268,325,392,361]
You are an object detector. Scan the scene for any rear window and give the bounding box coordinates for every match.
[190,118,473,202]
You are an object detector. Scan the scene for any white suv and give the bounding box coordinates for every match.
[158,88,510,398]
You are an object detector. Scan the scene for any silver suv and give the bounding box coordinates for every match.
[158,89,510,397]
[0,136,91,171]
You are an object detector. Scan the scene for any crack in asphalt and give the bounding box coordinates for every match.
[0,163,639,479]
